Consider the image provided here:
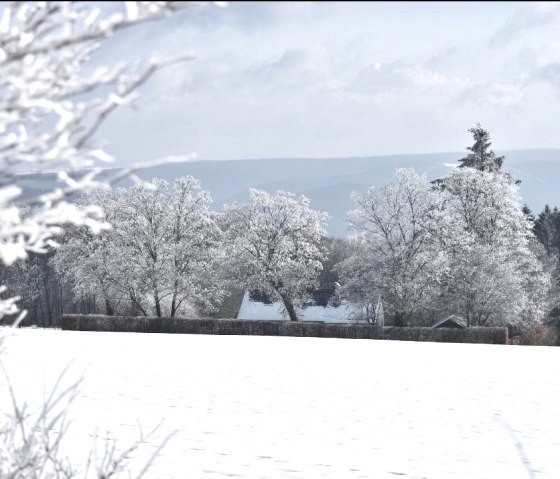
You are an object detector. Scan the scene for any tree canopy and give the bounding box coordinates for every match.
[221,189,328,321]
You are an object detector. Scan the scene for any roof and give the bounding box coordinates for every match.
[237,290,359,323]
[432,315,467,329]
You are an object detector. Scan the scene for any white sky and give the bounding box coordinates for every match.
[95,1,560,164]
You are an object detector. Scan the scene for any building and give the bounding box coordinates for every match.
[236,289,360,323]
[432,315,467,329]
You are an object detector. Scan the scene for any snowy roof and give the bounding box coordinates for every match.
[237,290,360,323]
[432,315,467,329]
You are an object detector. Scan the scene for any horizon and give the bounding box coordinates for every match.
[85,146,560,166]
[184,146,560,163]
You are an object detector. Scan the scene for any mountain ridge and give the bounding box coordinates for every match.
[17,149,560,237]
[125,149,559,236]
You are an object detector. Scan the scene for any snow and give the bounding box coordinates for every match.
[237,290,359,323]
[1,328,560,478]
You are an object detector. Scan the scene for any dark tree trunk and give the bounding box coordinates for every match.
[39,300,45,328]
[129,293,147,317]
[278,292,299,322]
[40,256,53,327]
[105,298,114,316]
[154,293,162,318]
[170,285,178,318]
[394,311,406,327]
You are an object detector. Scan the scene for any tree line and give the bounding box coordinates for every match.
[2,124,559,334]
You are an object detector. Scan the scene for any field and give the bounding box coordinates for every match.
[1,328,559,478]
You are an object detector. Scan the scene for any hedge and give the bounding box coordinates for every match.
[61,315,508,344]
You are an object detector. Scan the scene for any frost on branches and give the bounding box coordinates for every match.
[0,1,199,320]
[341,168,445,326]
[54,177,225,318]
[336,167,553,328]
[221,189,328,322]
[433,167,552,327]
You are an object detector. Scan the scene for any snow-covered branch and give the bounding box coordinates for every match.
[221,189,328,321]
[0,2,210,318]
[54,176,225,318]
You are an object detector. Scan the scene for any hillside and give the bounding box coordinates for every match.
[131,149,560,237]
[15,149,560,237]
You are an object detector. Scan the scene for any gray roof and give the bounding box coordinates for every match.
[432,315,467,329]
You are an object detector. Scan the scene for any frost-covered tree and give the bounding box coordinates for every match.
[221,189,328,322]
[339,168,445,326]
[333,237,380,322]
[51,187,122,315]
[0,2,220,477]
[316,237,357,300]
[0,254,42,324]
[54,176,224,318]
[0,1,202,320]
[433,167,552,327]
[340,166,552,328]
[458,123,504,172]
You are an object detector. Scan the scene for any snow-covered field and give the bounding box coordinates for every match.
[1,328,559,478]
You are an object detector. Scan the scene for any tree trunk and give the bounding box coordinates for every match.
[35,302,43,329]
[278,292,299,321]
[129,293,147,317]
[40,255,53,327]
[170,282,178,318]
[105,298,114,316]
[39,300,45,328]
[154,293,162,318]
[394,311,406,327]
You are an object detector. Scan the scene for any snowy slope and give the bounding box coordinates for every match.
[1,328,559,478]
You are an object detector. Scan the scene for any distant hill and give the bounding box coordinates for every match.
[129,149,560,237]
[14,149,560,237]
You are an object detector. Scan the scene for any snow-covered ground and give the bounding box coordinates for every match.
[1,328,559,478]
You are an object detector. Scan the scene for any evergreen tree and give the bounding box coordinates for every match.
[458,123,505,172]
[553,207,560,253]
[522,205,535,224]
[534,204,559,256]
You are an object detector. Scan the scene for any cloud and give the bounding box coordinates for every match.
[534,62,560,93]
[487,82,524,107]
[403,67,475,91]
[90,2,560,164]
[491,2,560,46]
[246,49,316,88]
[171,2,319,33]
